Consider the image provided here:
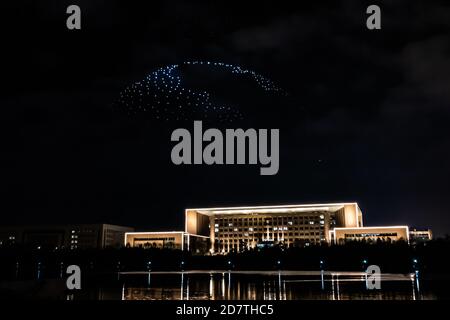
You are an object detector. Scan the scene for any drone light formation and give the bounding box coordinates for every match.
[116,61,286,122]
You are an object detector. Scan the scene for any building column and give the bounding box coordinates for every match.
[209,216,215,254]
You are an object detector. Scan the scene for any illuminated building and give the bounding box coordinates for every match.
[409,228,433,244]
[185,203,364,253]
[0,224,134,249]
[124,231,209,254]
[0,205,431,254]
[331,226,410,244]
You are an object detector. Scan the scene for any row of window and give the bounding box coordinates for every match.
[218,240,324,250]
[214,219,327,227]
[214,214,326,222]
[216,232,323,239]
[132,237,177,242]
[344,233,398,238]
[215,226,324,233]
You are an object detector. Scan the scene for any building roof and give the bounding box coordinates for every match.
[188,202,360,216]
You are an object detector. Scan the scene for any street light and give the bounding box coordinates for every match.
[362,259,368,271]
[277,260,281,269]
[412,258,419,271]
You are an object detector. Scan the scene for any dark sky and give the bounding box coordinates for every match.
[4,1,450,236]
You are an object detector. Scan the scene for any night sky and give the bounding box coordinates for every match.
[4,1,450,236]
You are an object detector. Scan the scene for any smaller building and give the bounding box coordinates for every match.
[125,231,184,250]
[124,231,209,254]
[409,228,433,244]
[0,224,134,249]
[331,226,410,244]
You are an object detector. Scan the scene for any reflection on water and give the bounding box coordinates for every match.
[112,270,434,301]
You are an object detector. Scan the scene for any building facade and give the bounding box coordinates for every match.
[409,228,433,244]
[0,224,134,249]
[331,226,410,244]
[125,231,209,254]
[185,203,364,254]
[125,231,185,250]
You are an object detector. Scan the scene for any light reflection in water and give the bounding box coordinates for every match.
[336,275,340,300]
[119,271,423,301]
[186,276,190,300]
[411,270,421,300]
[180,272,184,300]
[228,272,231,298]
[415,271,420,295]
[331,274,335,300]
[321,270,324,291]
[221,273,225,298]
[208,273,213,300]
[36,262,42,280]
